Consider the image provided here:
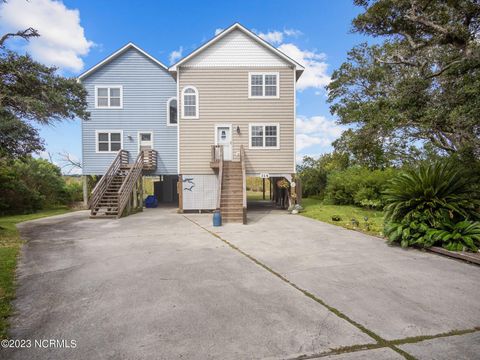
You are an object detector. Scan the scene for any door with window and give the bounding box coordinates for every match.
[216,126,232,161]
[139,132,153,152]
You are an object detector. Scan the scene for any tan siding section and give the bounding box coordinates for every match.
[179,67,295,175]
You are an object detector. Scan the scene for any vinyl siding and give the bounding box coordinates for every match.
[178,67,295,175]
[81,47,177,175]
[185,30,290,68]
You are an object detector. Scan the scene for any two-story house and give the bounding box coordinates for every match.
[170,23,304,222]
[78,43,178,217]
[79,23,303,222]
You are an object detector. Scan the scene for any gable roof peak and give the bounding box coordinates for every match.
[168,23,305,76]
[77,42,168,81]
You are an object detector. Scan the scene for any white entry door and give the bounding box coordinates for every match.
[139,132,153,151]
[216,126,232,161]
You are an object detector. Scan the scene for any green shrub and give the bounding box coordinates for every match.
[65,181,83,203]
[385,220,480,252]
[383,160,480,251]
[0,157,72,215]
[324,167,398,209]
[428,221,480,252]
[297,153,349,197]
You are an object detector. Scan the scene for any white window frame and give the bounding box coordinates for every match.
[181,86,199,119]
[248,123,280,149]
[137,131,154,152]
[95,130,123,153]
[248,72,280,99]
[95,85,123,109]
[166,97,178,126]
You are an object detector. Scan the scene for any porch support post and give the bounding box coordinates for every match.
[82,175,88,207]
[139,176,144,210]
[177,175,184,213]
[270,179,272,200]
[262,178,266,200]
[133,182,138,209]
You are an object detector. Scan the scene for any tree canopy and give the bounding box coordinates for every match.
[0,27,89,159]
[327,0,480,165]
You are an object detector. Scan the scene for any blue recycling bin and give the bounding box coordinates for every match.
[213,210,222,226]
[144,195,158,208]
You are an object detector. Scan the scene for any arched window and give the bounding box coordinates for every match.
[182,86,198,119]
[167,97,177,125]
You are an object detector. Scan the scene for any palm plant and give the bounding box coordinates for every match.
[384,160,479,226]
[383,160,480,251]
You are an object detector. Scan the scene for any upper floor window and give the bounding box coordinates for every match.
[182,86,198,119]
[96,131,123,152]
[249,73,279,98]
[167,97,177,125]
[95,85,123,109]
[249,123,280,149]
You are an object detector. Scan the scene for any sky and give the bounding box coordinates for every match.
[0,0,370,173]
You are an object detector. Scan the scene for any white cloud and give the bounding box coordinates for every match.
[258,30,284,45]
[296,116,343,138]
[256,28,303,45]
[278,43,331,91]
[295,115,344,153]
[0,0,93,72]
[214,28,223,35]
[284,29,302,37]
[296,133,326,152]
[169,46,183,65]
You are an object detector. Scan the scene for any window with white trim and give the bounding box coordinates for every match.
[95,86,123,108]
[249,124,279,149]
[97,131,122,152]
[182,86,198,118]
[249,73,279,98]
[167,97,177,125]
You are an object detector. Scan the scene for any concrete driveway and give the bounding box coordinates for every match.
[4,208,480,360]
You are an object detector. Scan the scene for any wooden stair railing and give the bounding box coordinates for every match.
[240,145,247,224]
[89,150,128,215]
[142,149,157,171]
[210,145,223,169]
[116,151,144,218]
[216,145,224,210]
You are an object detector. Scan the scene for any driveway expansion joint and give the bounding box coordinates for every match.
[183,216,420,360]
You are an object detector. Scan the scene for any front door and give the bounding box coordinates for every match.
[216,126,232,161]
[139,132,153,151]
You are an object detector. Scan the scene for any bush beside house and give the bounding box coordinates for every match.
[0,158,81,215]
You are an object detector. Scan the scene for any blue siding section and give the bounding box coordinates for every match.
[81,48,177,175]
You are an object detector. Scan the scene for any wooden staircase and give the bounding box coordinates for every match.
[220,161,244,223]
[89,149,155,219]
[90,166,129,217]
[212,145,247,224]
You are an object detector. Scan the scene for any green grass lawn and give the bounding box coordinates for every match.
[247,190,271,201]
[301,198,385,237]
[0,207,72,339]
